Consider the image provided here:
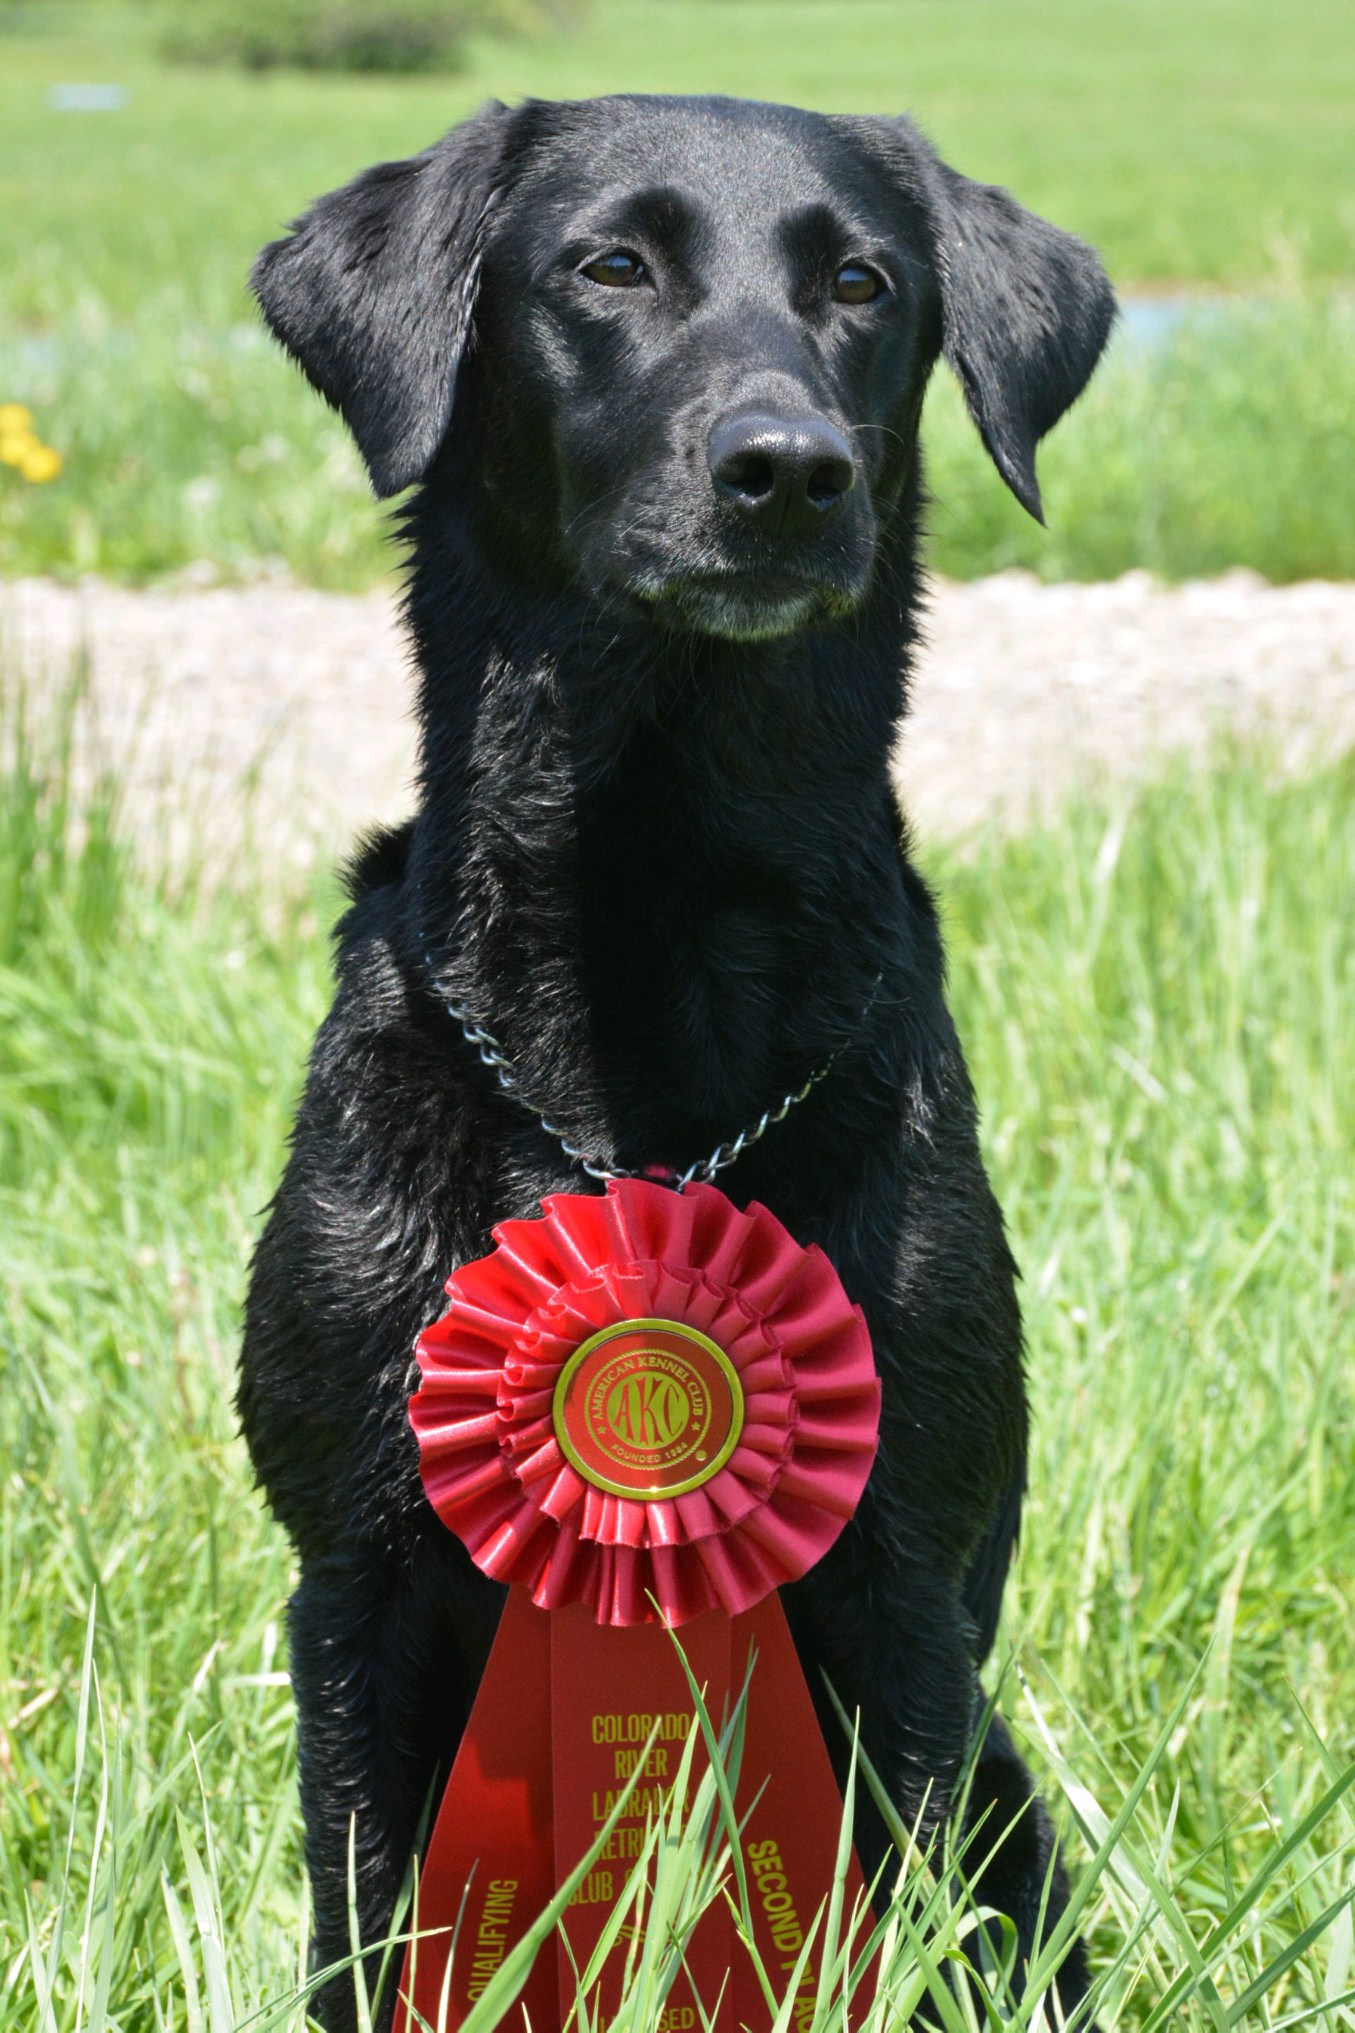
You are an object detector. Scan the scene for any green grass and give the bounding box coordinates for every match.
[0,316,385,588]
[2,0,1354,589]
[5,0,1354,317]
[1,674,1352,2027]
[925,298,1355,585]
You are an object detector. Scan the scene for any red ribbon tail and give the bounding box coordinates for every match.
[549,1601,736,2029]
[393,1589,555,2033]
[731,1593,880,2028]
[396,1590,876,2033]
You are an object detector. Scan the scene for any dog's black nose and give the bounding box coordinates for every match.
[707,410,856,536]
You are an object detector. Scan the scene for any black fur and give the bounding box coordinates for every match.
[242,93,1114,2031]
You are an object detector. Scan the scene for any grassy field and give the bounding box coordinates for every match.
[1,676,1352,2028]
[6,0,1355,315]
[2,0,1354,587]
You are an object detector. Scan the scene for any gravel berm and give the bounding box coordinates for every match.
[5,570,1353,874]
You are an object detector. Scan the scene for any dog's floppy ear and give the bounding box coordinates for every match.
[252,101,511,498]
[925,158,1116,520]
[850,118,1116,521]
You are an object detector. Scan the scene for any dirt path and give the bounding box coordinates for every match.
[5,570,1353,871]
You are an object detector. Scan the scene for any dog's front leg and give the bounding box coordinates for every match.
[787,1541,1095,2024]
[289,1554,430,2033]
[962,1709,1096,2022]
[287,1540,498,2033]
[783,1539,978,1868]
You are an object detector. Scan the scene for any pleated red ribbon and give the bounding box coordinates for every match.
[395,1179,881,2033]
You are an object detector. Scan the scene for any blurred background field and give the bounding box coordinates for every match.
[2,2,1354,2029]
[2,0,1354,585]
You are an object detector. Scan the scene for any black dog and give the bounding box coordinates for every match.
[241,93,1114,2031]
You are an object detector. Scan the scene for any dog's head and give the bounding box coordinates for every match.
[255,94,1113,642]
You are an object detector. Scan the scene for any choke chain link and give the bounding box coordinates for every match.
[426,957,880,1191]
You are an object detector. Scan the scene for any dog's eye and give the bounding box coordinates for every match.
[832,261,886,306]
[581,250,647,289]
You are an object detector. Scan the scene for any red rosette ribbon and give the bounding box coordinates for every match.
[411,1177,880,1627]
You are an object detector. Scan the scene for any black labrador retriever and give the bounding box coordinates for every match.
[241,92,1114,2031]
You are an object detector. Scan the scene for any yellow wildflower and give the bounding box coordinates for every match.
[0,405,62,481]
[20,443,62,484]
[0,429,38,467]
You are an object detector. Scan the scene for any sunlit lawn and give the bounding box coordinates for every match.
[5,0,1354,318]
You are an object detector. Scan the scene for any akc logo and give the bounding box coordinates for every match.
[553,1318,745,1499]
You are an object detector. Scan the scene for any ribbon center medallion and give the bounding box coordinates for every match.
[553,1317,744,1498]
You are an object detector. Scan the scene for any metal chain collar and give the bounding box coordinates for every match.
[424,956,881,1191]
